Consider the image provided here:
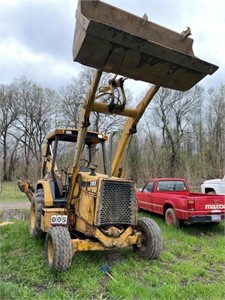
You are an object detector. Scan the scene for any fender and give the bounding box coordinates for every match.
[36,180,54,207]
[163,201,182,218]
[163,201,175,214]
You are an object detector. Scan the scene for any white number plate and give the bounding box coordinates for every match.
[211,215,221,222]
[51,215,68,225]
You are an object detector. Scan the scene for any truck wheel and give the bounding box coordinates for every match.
[133,217,163,259]
[45,226,73,271]
[165,208,180,228]
[30,189,44,238]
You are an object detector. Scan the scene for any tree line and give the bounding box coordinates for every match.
[0,67,224,185]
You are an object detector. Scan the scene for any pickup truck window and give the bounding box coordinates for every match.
[143,182,154,192]
[157,181,186,191]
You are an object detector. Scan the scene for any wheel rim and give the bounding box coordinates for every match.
[139,229,147,251]
[166,212,174,225]
[47,237,53,266]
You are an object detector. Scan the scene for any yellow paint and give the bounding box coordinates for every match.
[71,230,140,253]
[78,192,95,225]
[37,180,54,206]
[41,208,67,231]
[71,238,106,253]
[75,217,88,234]
[94,226,134,247]
[111,85,160,176]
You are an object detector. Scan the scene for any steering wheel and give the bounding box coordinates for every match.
[79,159,90,168]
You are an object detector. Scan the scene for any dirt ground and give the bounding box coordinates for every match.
[0,202,30,223]
[0,202,30,210]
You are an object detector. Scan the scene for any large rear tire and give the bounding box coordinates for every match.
[134,217,163,259]
[165,208,180,228]
[30,188,44,238]
[45,226,73,271]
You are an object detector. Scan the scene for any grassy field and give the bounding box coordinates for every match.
[0,182,224,299]
[0,211,224,300]
[0,182,27,203]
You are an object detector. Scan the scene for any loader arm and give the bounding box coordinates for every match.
[74,73,160,178]
[67,70,102,209]
[73,69,103,167]
[111,85,160,177]
[72,0,218,179]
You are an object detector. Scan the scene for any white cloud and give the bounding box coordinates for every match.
[0,37,78,88]
[1,37,47,64]
[1,0,224,95]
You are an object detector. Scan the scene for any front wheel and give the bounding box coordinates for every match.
[133,217,163,259]
[165,208,180,228]
[45,226,73,271]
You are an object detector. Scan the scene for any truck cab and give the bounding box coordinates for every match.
[201,176,225,195]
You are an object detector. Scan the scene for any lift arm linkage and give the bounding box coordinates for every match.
[67,70,102,208]
[111,85,160,177]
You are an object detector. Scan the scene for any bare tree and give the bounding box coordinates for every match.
[150,85,203,176]
[203,84,225,177]
[0,84,19,180]
[59,67,132,134]
[11,77,55,179]
[137,119,168,181]
[58,76,86,128]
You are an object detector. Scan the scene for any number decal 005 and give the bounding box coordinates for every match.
[51,215,68,225]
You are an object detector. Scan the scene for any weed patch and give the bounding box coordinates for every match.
[0,215,225,300]
[0,182,27,203]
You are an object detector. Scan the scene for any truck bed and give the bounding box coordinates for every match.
[136,178,225,225]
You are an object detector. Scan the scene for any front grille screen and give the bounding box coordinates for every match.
[96,179,135,226]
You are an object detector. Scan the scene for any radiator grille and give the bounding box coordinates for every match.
[96,179,136,226]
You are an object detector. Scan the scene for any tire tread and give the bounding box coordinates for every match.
[135,217,163,259]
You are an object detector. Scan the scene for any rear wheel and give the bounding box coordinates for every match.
[45,226,73,271]
[165,208,180,228]
[134,217,163,259]
[30,189,44,238]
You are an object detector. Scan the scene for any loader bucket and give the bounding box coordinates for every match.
[73,0,218,91]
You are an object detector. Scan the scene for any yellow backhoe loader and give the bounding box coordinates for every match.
[18,0,218,271]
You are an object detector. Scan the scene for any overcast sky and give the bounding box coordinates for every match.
[1,0,224,97]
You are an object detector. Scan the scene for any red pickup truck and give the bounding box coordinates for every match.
[136,178,225,227]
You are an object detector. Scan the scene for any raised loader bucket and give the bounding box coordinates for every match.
[73,0,218,91]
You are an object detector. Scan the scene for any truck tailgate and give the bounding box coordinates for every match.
[190,193,225,212]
